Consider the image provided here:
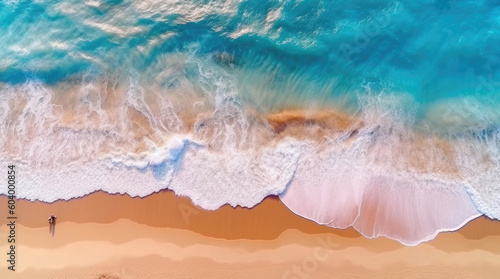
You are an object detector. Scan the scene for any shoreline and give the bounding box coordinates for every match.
[2,189,499,242]
[0,190,499,278]
[1,190,361,240]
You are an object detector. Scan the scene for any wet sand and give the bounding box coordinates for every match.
[0,191,499,279]
[5,190,361,240]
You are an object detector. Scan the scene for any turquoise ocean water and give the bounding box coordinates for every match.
[1,1,499,107]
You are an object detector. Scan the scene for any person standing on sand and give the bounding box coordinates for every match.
[48,214,57,236]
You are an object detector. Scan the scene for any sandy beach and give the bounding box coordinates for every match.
[2,1,500,278]
[1,191,499,279]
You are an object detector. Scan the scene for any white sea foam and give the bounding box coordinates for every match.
[2,136,300,211]
[454,133,500,220]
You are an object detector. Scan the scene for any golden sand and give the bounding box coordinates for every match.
[1,191,499,279]
[3,191,359,240]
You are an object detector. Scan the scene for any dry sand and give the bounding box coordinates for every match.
[1,191,499,279]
